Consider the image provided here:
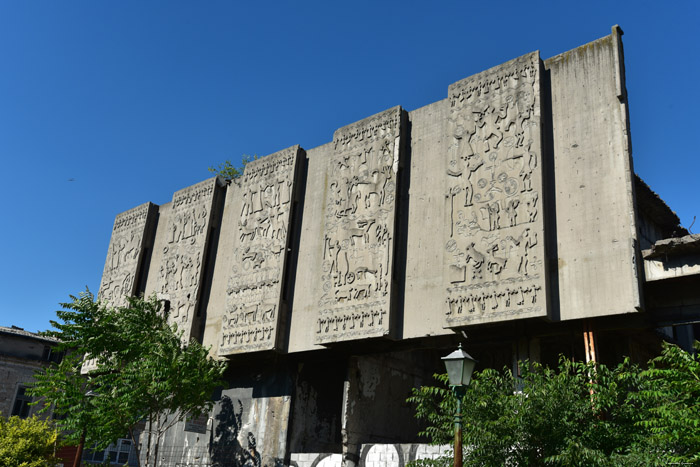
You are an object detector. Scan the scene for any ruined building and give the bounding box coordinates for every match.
[94,26,699,466]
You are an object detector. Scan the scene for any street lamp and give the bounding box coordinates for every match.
[442,344,477,467]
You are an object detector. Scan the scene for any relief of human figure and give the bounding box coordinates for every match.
[487,201,501,231]
[520,147,537,192]
[463,156,484,207]
[475,106,504,153]
[516,228,537,275]
[506,199,520,227]
[526,192,538,223]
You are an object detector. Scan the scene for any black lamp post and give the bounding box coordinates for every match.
[442,344,476,467]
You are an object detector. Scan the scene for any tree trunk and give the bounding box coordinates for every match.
[129,427,142,467]
[145,413,153,467]
[153,412,163,467]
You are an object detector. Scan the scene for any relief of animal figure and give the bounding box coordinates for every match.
[269,209,287,241]
[364,170,391,209]
[464,242,485,280]
[486,243,507,275]
[255,215,271,238]
[241,304,259,324]
[241,247,265,270]
[260,304,276,322]
[239,219,256,242]
[347,218,376,246]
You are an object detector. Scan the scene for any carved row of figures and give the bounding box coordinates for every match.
[242,151,296,182]
[105,231,142,273]
[448,228,538,281]
[333,111,400,150]
[238,208,289,244]
[159,251,202,292]
[98,272,134,306]
[446,284,542,316]
[168,206,208,244]
[172,183,215,208]
[223,303,277,328]
[220,326,275,347]
[329,159,396,219]
[450,60,537,105]
[317,309,388,334]
[168,293,197,325]
[113,207,149,232]
[447,147,537,204]
[451,190,539,237]
[227,273,279,297]
[240,179,292,221]
[449,97,536,159]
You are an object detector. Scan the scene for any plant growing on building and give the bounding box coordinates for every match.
[408,342,700,466]
[208,154,258,180]
[30,290,228,467]
[0,414,59,467]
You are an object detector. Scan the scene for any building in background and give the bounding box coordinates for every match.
[0,325,61,420]
[95,26,699,467]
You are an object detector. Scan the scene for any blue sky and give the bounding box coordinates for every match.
[1,1,698,332]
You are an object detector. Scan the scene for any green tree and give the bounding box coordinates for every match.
[630,341,700,463]
[408,344,700,466]
[208,154,258,180]
[30,290,228,467]
[0,415,59,467]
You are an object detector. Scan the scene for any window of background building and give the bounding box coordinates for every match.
[83,438,136,466]
[11,385,32,418]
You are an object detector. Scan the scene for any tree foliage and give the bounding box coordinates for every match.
[408,342,700,466]
[0,415,59,467]
[208,154,258,180]
[30,290,228,466]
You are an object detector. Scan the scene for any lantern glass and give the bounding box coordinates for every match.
[442,345,477,387]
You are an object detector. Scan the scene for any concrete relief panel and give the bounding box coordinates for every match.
[444,52,548,326]
[157,177,223,338]
[98,202,157,307]
[315,107,404,344]
[84,202,158,374]
[219,146,301,355]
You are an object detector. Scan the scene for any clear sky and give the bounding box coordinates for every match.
[1,1,698,333]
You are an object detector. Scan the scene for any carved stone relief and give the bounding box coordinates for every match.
[444,52,548,326]
[157,177,222,338]
[219,146,301,355]
[98,202,157,307]
[315,107,403,344]
[84,202,157,373]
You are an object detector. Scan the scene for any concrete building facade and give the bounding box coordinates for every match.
[95,26,699,466]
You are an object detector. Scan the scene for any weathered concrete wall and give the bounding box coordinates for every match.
[341,351,437,465]
[97,202,158,306]
[290,444,451,467]
[315,107,405,344]
[544,26,642,320]
[286,141,333,354]
[92,27,665,465]
[218,146,302,355]
[143,177,226,340]
[288,359,345,454]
